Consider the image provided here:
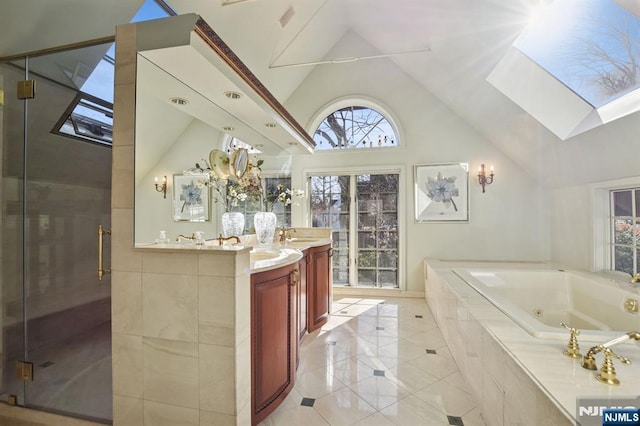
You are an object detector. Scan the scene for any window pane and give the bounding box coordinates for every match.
[613,190,633,216]
[378,270,398,288]
[614,245,634,274]
[614,219,634,244]
[313,106,397,150]
[358,250,376,268]
[358,231,376,248]
[377,231,397,249]
[636,190,640,216]
[378,251,397,269]
[358,270,376,286]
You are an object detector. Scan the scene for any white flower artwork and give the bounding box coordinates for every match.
[414,163,469,222]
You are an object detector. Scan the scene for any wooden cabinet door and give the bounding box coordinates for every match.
[307,244,331,332]
[251,263,297,425]
[298,250,309,342]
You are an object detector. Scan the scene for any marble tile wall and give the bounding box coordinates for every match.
[112,22,251,425]
[425,267,571,426]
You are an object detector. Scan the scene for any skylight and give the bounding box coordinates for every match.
[515,0,640,108]
[54,0,172,146]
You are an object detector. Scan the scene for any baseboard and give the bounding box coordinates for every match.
[332,287,424,299]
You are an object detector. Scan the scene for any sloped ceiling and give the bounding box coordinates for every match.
[3,0,639,188]
[163,0,640,188]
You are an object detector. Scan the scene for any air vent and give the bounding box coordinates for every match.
[279,5,295,28]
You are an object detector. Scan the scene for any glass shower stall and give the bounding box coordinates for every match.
[0,41,113,423]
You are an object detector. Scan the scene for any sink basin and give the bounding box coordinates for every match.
[250,250,281,262]
[249,248,303,272]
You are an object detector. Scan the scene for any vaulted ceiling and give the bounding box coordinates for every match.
[2,0,639,187]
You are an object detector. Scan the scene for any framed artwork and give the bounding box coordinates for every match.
[414,162,469,222]
[173,174,210,222]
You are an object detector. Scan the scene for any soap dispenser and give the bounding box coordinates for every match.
[156,230,170,244]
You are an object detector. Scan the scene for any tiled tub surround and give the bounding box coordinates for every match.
[425,260,640,426]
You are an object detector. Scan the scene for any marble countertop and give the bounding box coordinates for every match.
[134,238,331,273]
[426,259,640,423]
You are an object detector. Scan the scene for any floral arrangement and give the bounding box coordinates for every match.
[263,183,304,211]
[185,153,304,212]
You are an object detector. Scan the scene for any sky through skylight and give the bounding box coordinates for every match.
[515,0,640,108]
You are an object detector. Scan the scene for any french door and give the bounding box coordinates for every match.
[309,172,400,288]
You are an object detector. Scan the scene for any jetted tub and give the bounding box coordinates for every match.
[452,268,640,341]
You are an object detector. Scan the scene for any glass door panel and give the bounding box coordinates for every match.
[23,46,113,422]
[310,175,351,285]
[1,58,27,406]
[356,174,399,288]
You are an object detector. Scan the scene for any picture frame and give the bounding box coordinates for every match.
[173,174,210,222]
[414,162,469,222]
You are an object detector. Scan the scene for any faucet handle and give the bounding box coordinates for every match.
[560,323,582,358]
[596,348,630,385]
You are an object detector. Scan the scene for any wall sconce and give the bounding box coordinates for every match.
[477,164,494,193]
[154,176,167,198]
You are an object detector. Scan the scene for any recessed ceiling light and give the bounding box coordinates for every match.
[255,144,264,148]
[223,126,235,132]
[265,122,277,128]
[170,97,188,105]
[224,91,242,100]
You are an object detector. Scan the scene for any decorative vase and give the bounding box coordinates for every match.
[254,211,277,246]
[221,212,245,238]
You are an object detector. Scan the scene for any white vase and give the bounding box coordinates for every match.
[222,212,245,238]
[254,211,277,246]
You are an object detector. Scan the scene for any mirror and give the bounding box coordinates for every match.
[133,14,314,245]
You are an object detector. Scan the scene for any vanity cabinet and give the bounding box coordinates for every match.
[251,262,298,425]
[307,243,332,332]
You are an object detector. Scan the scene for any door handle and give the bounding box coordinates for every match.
[98,225,111,280]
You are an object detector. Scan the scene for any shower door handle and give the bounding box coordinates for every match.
[98,225,112,280]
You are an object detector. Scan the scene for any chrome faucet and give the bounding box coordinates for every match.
[217,234,241,246]
[279,227,295,242]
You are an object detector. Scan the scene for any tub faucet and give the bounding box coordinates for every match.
[582,331,640,370]
[630,273,640,285]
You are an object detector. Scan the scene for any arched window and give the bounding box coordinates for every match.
[312,105,398,150]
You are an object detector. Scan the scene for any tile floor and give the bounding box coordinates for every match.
[259,297,487,426]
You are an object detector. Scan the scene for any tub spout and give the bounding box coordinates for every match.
[582,331,640,370]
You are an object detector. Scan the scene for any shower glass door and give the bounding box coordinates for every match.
[1,44,113,423]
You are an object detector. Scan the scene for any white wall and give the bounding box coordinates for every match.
[548,185,592,270]
[284,33,550,292]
